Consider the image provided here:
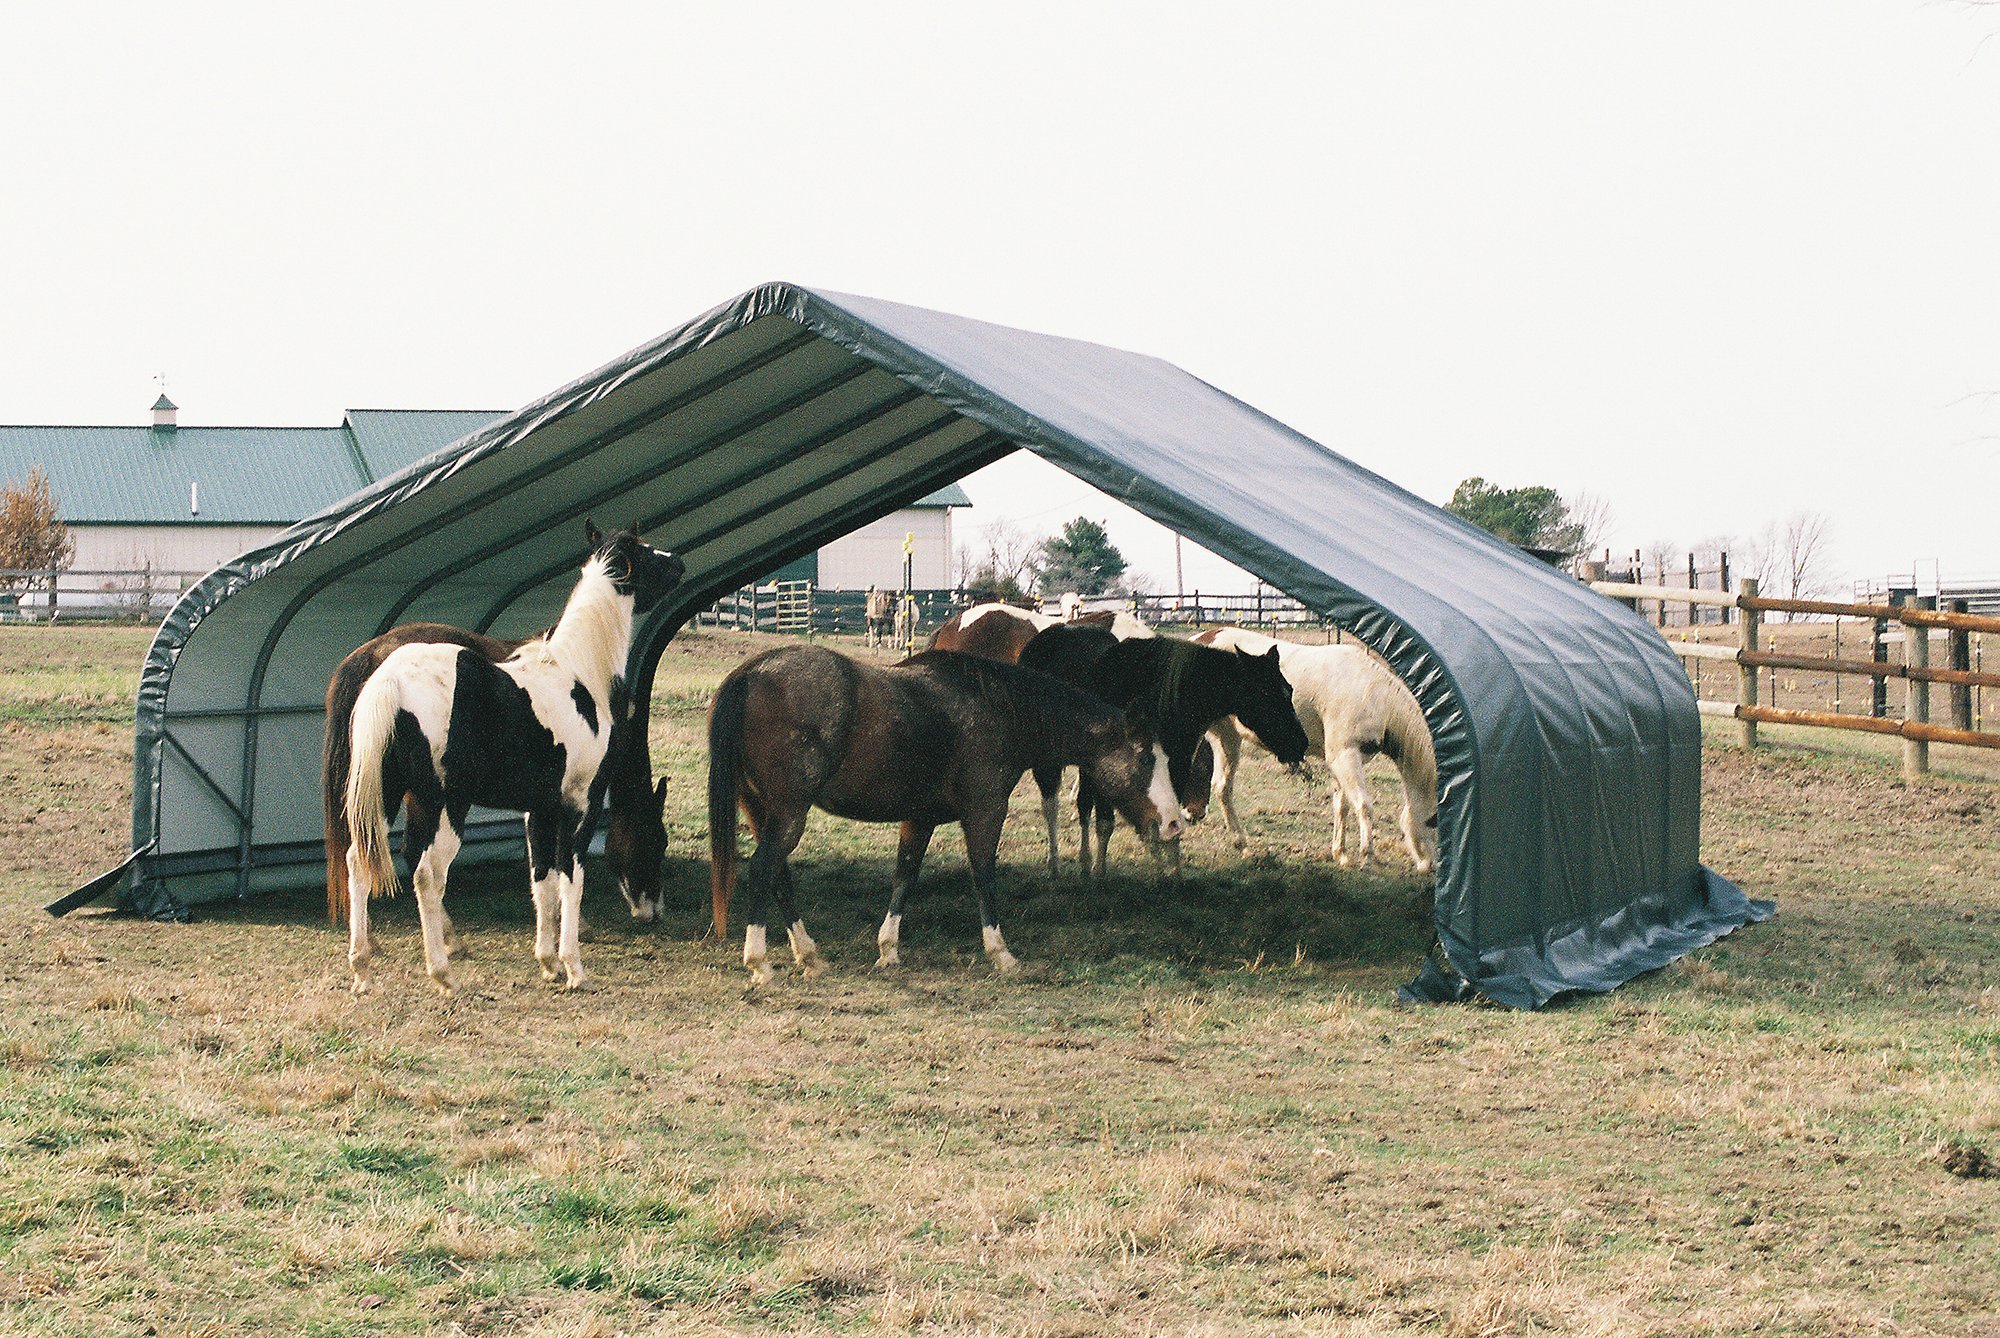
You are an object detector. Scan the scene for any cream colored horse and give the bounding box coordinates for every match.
[1194,626,1436,873]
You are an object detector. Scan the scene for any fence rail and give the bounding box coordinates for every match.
[1592,578,1997,773]
[0,566,210,622]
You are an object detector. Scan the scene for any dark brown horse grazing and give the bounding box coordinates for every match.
[326,625,670,936]
[1019,623,1311,876]
[706,645,1184,985]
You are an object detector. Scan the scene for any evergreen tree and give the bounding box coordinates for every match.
[1030,517,1127,596]
[1445,477,1584,557]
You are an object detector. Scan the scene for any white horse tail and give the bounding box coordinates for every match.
[344,672,404,902]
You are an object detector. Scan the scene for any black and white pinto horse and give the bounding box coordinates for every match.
[325,623,671,941]
[706,645,1184,985]
[1018,624,1311,876]
[337,523,684,996]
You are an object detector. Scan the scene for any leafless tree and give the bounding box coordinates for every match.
[1641,538,1677,584]
[1561,490,1615,571]
[1771,510,1835,616]
[956,519,1041,598]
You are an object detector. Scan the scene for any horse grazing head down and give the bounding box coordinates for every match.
[586,520,686,613]
[1225,645,1310,766]
[1081,713,1187,844]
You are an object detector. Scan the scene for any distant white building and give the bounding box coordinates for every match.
[0,399,968,590]
[798,484,966,589]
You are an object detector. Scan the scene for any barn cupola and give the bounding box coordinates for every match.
[151,393,178,434]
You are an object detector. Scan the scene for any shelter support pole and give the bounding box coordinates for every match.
[1736,578,1758,750]
[1905,596,1932,779]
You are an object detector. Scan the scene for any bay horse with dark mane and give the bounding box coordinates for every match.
[1019,623,1311,876]
[706,645,1184,985]
[331,522,683,995]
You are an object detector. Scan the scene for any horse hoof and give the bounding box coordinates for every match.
[349,976,371,997]
[746,962,775,988]
[627,903,656,924]
[562,970,587,991]
[990,950,1021,975]
[430,974,454,998]
[874,952,900,970]
[538,961,561,982]
[798,951,829,980]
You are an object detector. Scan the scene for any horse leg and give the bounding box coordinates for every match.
[1330,748,1372,867]
[525,809,564,982]
[1032,765,1063,878]
[1091,793,1115,881]
[399,798,454,996]
[345,844,375,994]
[961,807,1017,974]
[1210,722,1249,853]
[742,812,806,987]
[555,809,590,989]
[878,820,934,968]
[770,862,826,980]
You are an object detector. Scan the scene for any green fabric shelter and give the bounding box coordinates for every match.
[71,282,1766,1007]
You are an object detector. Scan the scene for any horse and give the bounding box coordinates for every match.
[325,625,670,944]
[333,522,684,995]
[928,599,1155,664]
[1018,624,1310,876]
[1058,592,1156,640]
[1193,626,1437,873]
[926,601,1058,662]
[705,645,1184,985]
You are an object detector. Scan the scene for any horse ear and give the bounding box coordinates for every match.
[654,776,669,807]
[584,519,604,549]
[1263,647,1281,662]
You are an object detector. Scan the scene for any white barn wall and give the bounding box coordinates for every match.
[816,508,954,588]
[70,524,288,577]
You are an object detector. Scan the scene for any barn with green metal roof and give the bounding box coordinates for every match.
[0,402,965,587]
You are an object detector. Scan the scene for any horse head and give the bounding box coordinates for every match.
[1232,646,1309,765]
[1084,711,1187,844]
[606,774,670,922]
[586,520,686,614]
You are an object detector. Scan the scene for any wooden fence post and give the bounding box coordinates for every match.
[1737,578,1759,750]
[1718,551,1731,624]
[1948,598,1973,731]
[1870,614,1889,719]
[1904,596,1932,778]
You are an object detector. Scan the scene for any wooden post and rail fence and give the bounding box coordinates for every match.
[1590,578,2000,778]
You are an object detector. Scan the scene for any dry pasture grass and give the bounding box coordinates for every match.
[0,623,1994,1335]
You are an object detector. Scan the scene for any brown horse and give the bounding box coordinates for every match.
[1020,622,1309,876]
[926,601,1058,662]
[325,625,668,939]
[706,645,1183,985]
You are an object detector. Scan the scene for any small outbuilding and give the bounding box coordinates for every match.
[65,283,1766,1008]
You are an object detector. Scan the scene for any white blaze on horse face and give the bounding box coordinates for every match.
[1147,742,1184,841]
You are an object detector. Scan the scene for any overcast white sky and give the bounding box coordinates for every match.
[2,3,1995,594]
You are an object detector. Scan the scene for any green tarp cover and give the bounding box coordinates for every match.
[107,282,1767,1008]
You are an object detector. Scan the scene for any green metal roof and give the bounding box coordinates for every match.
[0,409,959,527]
[0,425,365,525]
[344,410,509,482]
[910,482,969,507]
[0,411,504,526]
